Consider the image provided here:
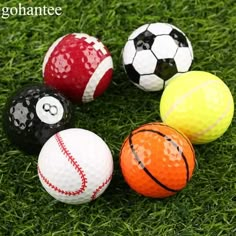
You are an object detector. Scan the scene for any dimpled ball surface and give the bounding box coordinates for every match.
[43,33,113,103]
[120,123,195,198]
[122,22,193,91]
[3,84,73,154]
[160,71,234,144]
[38,128,113,204]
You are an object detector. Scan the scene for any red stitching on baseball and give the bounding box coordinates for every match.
[91,174,113,200]
[39,133,87,196]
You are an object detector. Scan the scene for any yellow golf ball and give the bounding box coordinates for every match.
[160,71,234,144]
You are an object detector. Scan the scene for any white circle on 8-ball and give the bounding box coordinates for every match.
[36,96,64,124]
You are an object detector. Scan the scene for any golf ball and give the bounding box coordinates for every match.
[38,128,113,204]
[122,22,193,91]
[160,71,234,144]
[3,84,73,154]
[42,33,113,103]
[120,122,195,198]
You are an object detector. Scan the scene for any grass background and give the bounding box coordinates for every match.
[0,0,235,235]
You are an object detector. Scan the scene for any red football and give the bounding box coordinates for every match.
[42,33,113,103]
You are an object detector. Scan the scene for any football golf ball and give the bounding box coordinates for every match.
[38,128,113,204]
[43,33,113,103]
[120,123,195,198]
[122,22,193,91]
[160,71,234,144]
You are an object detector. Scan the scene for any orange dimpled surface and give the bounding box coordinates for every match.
[120,122,195,198]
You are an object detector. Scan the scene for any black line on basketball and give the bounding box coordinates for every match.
[129,131,177,193]
[129,128,190,192]
[165,125,196,174]
[152,123,194,180]
[136,128,190,182]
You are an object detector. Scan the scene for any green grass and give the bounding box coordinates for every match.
[0,0,236,235]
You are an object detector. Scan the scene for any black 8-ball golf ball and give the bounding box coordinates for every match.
[3,84,74,154]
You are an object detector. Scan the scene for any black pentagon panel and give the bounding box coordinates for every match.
[133,30,156,51]
[170,29,188,47]
[155,59,178,80]
[125,64,140,84]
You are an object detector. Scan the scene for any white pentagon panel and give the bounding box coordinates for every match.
[128,24,149,40]
[140,74,164,91]
[152,35,178,59]
[187,38,194,59]
[122,40,136,65]
[174,48,193,72]
[148,23,172,35]
[133,50,157,74]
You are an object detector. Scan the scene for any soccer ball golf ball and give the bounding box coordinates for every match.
[122,23,194,91]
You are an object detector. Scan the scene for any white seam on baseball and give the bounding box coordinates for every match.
[162,80,217,121]
[191,96,232,137]
[82,56,113,103]
[42,35,67,76]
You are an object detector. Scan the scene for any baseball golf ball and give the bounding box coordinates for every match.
[38,128,113,204]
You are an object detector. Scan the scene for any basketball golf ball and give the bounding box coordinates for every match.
[120,123,195,198]
[160,71,234,144]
